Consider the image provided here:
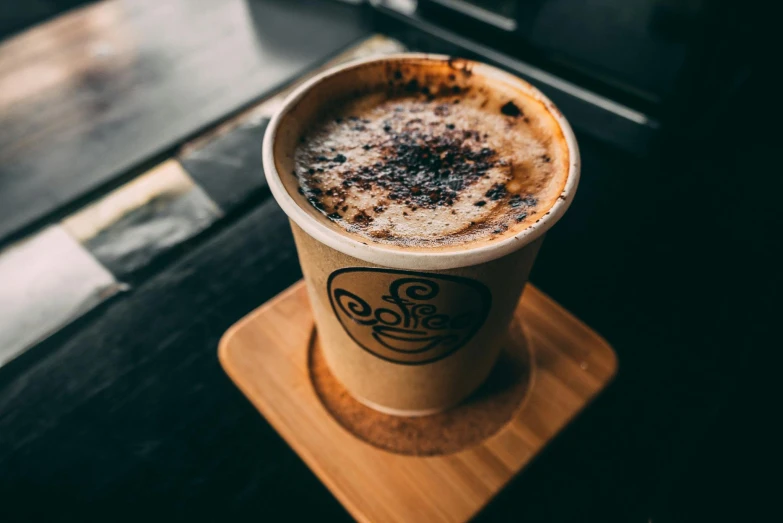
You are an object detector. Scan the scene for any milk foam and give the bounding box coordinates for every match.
[293,78,568,247]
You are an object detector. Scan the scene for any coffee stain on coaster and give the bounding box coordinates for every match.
[308,320,533,456]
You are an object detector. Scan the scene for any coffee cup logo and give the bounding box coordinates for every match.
[327,268,492,365]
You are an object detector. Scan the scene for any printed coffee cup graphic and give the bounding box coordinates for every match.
[327,268,492,365]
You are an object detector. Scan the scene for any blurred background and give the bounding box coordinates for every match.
[0,1,772,522]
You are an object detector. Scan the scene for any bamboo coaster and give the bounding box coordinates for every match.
[308,319,533,456]
[219,281,617,523]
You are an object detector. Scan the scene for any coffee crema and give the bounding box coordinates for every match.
[292,63,569,248]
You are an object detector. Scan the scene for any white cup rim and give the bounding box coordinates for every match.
[263,53,581,270]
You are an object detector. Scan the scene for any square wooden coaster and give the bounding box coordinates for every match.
[219,281,617,523]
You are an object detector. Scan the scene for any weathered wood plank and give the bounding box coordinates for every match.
[0,0,370,244]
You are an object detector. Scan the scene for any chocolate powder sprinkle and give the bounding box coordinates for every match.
[500,101,523,117]
[433,104,450,116]
[485,183,507,200]
[509,194,538,208]
[353,211,372,224]
[309,125,499,212]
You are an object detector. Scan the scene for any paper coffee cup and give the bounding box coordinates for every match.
[263,54,580,416]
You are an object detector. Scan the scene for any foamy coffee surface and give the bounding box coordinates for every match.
[293,74,569,248]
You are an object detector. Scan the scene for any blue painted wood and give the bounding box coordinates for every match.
[181,119,271,216]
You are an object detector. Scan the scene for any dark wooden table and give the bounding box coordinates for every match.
[0,1,773,521]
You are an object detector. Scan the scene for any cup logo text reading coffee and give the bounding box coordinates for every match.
[327,268,492,365]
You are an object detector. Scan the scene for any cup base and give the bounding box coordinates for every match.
[308,324,533,455]
[349,394,453,417]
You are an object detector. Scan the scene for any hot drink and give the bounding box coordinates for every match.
[264,55,579,415]
[292,63,569,250]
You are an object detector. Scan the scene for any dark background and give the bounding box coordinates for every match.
[0,1,775,522]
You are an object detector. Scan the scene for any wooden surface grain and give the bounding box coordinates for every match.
[219,281,617,523]
[0,200,348,520]
[0,0,370,244]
